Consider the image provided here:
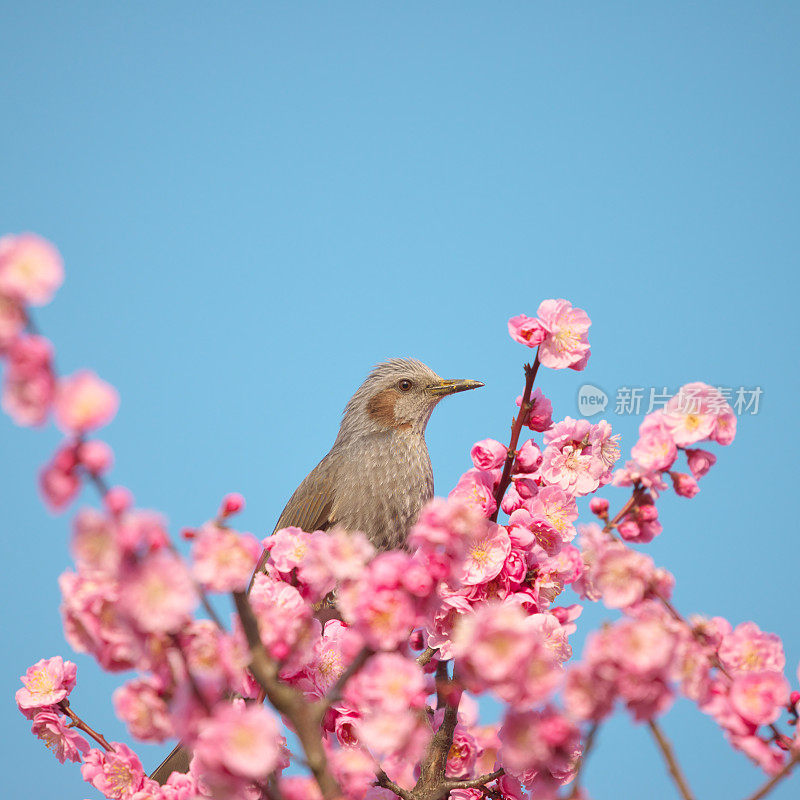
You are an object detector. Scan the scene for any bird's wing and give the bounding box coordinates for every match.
[271,455,338,534]
[249,454,339,587]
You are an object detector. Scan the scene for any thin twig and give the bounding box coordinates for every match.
[376,770,413,800]
[741,750,800,800]
[490,355,540,522]
[58,700,113,752]
[417,646,437,667]
[603,491,637,533]
[648,719,696,800]
[442,768,505,791]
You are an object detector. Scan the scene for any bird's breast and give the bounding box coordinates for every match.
[331,432,433,551]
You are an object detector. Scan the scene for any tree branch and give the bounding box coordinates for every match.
[417,646,437,667]
[741,750,800,800]
[233,591,342,800]
[490,355,540,522]
[58,700,113,752]
[648,719,696,800]
[412,662,463,800]
[441,768,504,792]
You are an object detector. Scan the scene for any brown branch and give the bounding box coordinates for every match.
[417,646,437,667]
[412,662,463,800]
[233,591,342,800]
[567,721,599,798]
[490,355,540,522]
[441,768,504,792]
[58,700,113,752]
[741,750,800,800]
[603,491,637,533]
[648,720,696,800]
[376,770,413,800]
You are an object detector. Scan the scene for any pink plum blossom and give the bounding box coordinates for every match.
[515,438,542,473]
[446,725,479,778]
[517,387,553,432]
[589,497,609,516]
[267,526,312,573]
[631,429,677,472]
[178,620,248,699]
[1,334,55,426]
[82,743,147,799]
[593,544,656,609]
[59,570,141,671]
[280,776,323,800]
[470,438,507,470]
[16,656,77,711]
[686,448,717,479]
[529,485,579,543]
[70,507,120,577]
[499,706,581,789]
[30,709,90,763]
[158,772,201,800]
[303,619,365,698]
[193,701,284,783]
[339,580,417,651]
[249,572,315,663]
[39,459,81,512]
[344,652,427,714]
[540,442,603,496]
[105,485,134,516]
[116,509,169,552]
[54,370,119,434]
[508,314,547,348]
[296,528,375,600]
[79,439,114,474]
[536,299,591,371]
[712,408,737,446]
[671,471,700,498]
[191,522,261,592]
[218,492,245,517]
[449,468,498,518]
[0,233,64,305]
[719,622,786,675]
[663,382,734,447]
[119,550,197,634]
[462,523,511,585]
[729,670,790,725]
[113,677,175,742]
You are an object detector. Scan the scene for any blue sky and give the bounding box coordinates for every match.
[1,2,798,798]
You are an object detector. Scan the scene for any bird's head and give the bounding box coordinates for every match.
[338,358,484,439]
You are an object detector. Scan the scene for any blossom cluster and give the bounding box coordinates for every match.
[5,241,798,800]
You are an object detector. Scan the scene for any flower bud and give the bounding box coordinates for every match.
[671,472,699,498]
[589,497,609,516]
[219,492,245,518]
[79,440,114,474]
[105,485,133,515]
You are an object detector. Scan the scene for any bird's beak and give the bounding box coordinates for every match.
[425,378,485,397]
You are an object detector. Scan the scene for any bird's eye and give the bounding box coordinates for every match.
[398,379,413,392]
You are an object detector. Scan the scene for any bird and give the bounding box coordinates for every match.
[151,358,483,784]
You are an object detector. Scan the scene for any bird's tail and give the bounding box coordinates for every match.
[150,743,192,785]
